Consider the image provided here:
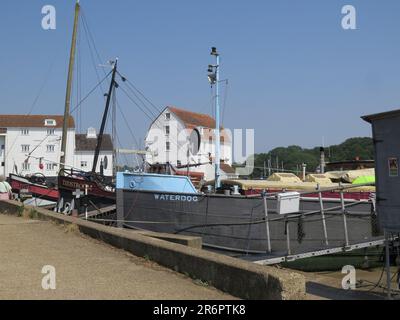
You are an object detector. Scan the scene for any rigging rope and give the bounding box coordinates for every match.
[117,72,163,114]
[70,71,112,114]
[27,52,59,115]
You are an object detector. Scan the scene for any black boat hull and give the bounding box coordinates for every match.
[117,189,380,254]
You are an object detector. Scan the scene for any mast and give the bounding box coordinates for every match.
[208,47,221,189]
[112,86,117,177]
[60,1,80,174]
[92,59,118,174]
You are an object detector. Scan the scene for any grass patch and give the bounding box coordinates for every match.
[144,254,151,262]
[193,279,209,287]
[17,205,24,217]
[28,208,39,219]
[64,223,79,234]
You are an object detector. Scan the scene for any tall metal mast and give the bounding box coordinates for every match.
[112,86,117,177]
[208,47,221,189]
[92,59,118,174]
[60,1,80,174]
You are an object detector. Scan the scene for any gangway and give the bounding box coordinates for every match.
[246,237,386,265]
[243,182,382,265]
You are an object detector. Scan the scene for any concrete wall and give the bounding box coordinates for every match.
[0,200,306,300]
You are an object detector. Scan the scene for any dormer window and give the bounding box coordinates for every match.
[86,127,97,139]
[45,119,56,127]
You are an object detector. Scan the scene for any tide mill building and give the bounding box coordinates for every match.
[0,115,113,178]
[144,106,237,181]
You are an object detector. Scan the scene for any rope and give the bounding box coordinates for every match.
[117,72,163,114]
[27,52,59,115]
[70,71,112,114]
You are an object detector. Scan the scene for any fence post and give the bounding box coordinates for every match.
[339,183,350,247]
[318,184,329,246]
[263,191,272,254]
[286,218,291,255]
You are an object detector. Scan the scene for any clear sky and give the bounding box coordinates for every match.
[1,0,400,155]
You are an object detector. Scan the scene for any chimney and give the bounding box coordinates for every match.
[87,127,97,139]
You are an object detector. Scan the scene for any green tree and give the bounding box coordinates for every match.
[249,137,373,178]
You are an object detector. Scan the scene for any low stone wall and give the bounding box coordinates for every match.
[0,200,306,300]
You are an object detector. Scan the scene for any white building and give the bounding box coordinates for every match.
[145,106,237,181]
[0,115,113,178]
[74,127,113,176]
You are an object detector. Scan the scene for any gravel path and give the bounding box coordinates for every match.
[0,214,235,300]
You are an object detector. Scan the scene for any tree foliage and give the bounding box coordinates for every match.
[251,137,374,178]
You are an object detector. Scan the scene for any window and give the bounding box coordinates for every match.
[166,141,170,151]
[21,145,30,153]
[165,125,170,135]
[45,119,56,126]
[46,163,57,171]
[47,129,55,135]
[165,113,171,121]
[47,145,55,153]
[22,162,30,171]
[81,161,88,168]
[21,129,29,136]
[389,157,399,177]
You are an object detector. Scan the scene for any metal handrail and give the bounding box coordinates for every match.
[245,182,375,200]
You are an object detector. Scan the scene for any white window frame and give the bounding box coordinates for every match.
[45,119,56,127]
[46,145,55,153]
[47,129,55,136]
[21,145,30,153]
[22,162,30,171]
[21,129,29,136]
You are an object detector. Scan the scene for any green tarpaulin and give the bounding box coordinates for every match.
[352,175,375,185]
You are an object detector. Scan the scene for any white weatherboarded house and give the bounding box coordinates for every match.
[145,106,236,181]
[0,115,113,178]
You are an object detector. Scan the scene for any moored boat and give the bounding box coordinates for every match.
[116,171,379,255]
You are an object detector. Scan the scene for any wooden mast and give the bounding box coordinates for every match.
[60,1,80,174]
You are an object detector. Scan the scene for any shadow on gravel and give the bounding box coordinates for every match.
[306,282,385,300]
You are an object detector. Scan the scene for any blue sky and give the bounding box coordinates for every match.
[1,0,400,154]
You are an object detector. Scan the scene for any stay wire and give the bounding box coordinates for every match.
[70,71,112,114]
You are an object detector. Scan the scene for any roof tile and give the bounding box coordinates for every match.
[0,115,75,129]
[75,134,113,152]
